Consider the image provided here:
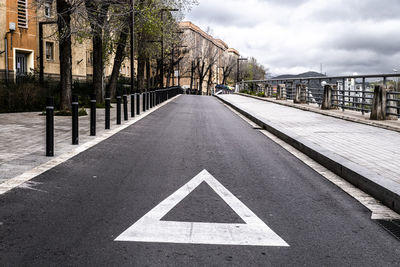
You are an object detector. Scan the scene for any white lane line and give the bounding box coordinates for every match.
[0,95,180,195]
[221,100,400,220]
[115,169,289,247]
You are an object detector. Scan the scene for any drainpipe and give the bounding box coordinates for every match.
[4,33,8,83]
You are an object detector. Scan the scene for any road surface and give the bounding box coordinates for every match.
[0,95,399,266]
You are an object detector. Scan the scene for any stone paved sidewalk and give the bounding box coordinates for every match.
[219,94,400,213]
[0,95,146,184]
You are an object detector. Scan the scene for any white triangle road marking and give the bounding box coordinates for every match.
[115,169,289,247]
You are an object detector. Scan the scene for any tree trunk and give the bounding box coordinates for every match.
[108,29,128,99]
[190,61,194,91]
[145,58,151,91]
[85,1,110,102]
[137,58,145,91]
[57,0,72,111]
[207,68,213,95]
[92,34,103,101]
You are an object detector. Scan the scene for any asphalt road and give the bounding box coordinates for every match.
[1,95,399,266]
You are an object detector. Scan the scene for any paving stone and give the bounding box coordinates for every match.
[220,94,400,186]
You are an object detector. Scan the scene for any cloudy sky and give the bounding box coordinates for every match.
[184,0,400,76]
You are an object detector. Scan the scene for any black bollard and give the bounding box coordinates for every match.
[90,94,96,136]
[116,95,121,125]
[123,91,128,121]
[143,92,146,112]
[147,92,150,110]
[130,93,135,117]
[136,93,140,115]
[46,97,54,157]
[150,91,153,108]
[72,95,79,145]
[105,92,111,129]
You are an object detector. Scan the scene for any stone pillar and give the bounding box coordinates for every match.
[332,85,339,109]
[370,85,387,120]
[386,86,398,120]
[321,84,333,110]
[294,84,307,104]
[267,84,272,97]
[276,84,286,100]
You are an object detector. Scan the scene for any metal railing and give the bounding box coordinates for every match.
[239,73,400,118]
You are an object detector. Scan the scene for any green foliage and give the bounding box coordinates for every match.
[78,108,88,116]
[257,92,265,97]
[54,110,71,116]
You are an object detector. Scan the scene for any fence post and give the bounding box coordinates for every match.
[90,94,96,136]
[370,85,387,120]
[116,94,122,125]
[46,97,54,157]
[72,95,79,145]
[105,92,111,129]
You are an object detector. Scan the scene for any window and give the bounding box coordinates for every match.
[18,0,28,28]
[45,42,54,60]
[87,51,93,66]
[44,3,52,18]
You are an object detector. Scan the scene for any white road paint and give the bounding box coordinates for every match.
[115,170,289,247]
[221,100,400,220]
[0,95,180,195]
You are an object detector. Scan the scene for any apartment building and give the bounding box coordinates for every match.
[178,21,240,94]
[0,0,37,80]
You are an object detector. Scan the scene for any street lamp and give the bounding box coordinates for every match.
[160,8,178,88]
[39,21,57,83]
[130,0,136,93]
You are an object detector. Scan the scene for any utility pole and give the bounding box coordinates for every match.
[130,0,135,93]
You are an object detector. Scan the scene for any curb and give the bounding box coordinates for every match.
[235,93,400,133]
[0,95,181,195]
[216,95,400,215]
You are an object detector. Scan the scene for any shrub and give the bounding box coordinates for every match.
[257,92,265,97]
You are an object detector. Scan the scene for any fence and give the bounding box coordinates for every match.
[239,73,400,118]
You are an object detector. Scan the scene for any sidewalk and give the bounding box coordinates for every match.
[218,94,400,214]
[0,94,151,187]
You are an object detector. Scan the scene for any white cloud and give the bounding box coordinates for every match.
[184,0,400,76]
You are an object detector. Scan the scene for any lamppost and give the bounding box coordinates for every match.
[130,0,135,93]
[39,21,57,83]
[160,8,178,88]
[236,57,247,91]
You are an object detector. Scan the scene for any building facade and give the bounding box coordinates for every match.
[0,0,38,80]
[178,21,240,94]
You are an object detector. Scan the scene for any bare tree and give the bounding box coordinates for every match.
[221,54,236,85]
[194,42,219,95]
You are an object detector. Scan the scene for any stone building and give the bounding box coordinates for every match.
[178,21,240,94]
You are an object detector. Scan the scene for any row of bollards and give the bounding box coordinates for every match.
[45,87,182,157]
